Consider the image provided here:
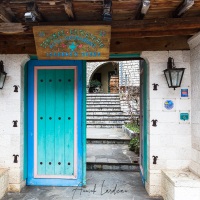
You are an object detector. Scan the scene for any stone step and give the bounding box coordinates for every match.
[87,104,121,108]
[87,111,124,115]
[87,115,130,120]
[87,101,121,105]
[87,94,119,97]
[87,98,120,101]
[87,162,139,171]
[87,120,125,124]
[87,98,120,102]
[87,143,139,171]
[87,95,120,98]
[86,97,120,101]
[87,125,123,128]
[87,107,121,111]
[87,138,130,144]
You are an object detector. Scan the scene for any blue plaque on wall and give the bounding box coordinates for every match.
[164,100,174,110]
[180,113,189,121]
[181,89,188,97]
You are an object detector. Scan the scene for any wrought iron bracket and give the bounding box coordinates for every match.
[13,85,20,92]
[151,119,158,127]
[13,154,19,163]
[152,155,158,164]
[152,83,159,90]
[13,120,18,127]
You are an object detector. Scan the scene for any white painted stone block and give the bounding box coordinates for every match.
[149,87,180,99]
[176,99,191,111]
[148,172,162,186]
[166,160,190,169]
[149,122,190,135]
[141,51,168,63]
[0,168,9,199]
[162,169,200,200]
[150,111,178,123]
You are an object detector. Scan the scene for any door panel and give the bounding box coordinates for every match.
[27,60,84,186]
[37,69,74,176]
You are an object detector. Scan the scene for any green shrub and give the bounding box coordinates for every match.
[129,137,140,155]
[125,122,140,133]
[89,79,102,88]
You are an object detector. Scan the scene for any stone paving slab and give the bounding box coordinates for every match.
[87,144,139,163]
[2,171,163,200]
[87,128,130,140]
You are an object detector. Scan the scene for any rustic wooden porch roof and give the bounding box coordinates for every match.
[1,0,200,55]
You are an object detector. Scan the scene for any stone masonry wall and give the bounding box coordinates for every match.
[86,60,140,87]
[0,55,29,192]
[118,60,140,114]
[141,51,191,197]
[119,60,140,87]
[188,33,200,177]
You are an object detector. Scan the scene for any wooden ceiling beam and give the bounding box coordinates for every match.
[135,0,151,20]
[103,0,112,21]
[111,17,200,32]
[0,35,189,54]
[64,0,75,21]
[173,0,194,18]
[1,17,200,34]
[0,23,28,34]
[111,29,198,38]
[0,7,12,22]
[110,36,189,53]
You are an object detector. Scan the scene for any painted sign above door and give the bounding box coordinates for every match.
[33,26,111,60]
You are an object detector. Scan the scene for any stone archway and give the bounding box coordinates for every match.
[87,61,119,93]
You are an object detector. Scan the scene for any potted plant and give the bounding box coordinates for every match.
[89,79,102,93]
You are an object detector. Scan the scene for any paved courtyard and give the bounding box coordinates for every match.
[3,171,163,200]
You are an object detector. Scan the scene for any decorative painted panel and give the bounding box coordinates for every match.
[33,26,111,60]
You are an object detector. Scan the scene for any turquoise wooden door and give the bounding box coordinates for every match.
[27,60,86,186]
[37,69,75,176]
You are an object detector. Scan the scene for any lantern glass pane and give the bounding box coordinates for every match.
[165,71,171,86]
[170,70,184,87]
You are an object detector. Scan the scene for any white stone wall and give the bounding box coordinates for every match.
[141,51,191,196]
[0,55,29,192]
[0,169,9,199]
[188,33,200,178]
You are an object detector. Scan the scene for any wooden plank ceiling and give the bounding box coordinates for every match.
[1,0,200,55]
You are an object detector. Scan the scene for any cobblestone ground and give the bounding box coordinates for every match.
[3,171,163,200]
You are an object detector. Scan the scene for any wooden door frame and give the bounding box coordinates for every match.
[24,54,148,186]
[110,54,148,184]
[139,60,148,184]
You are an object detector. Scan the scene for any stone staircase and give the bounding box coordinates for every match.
[87,93,130,128]
[86,128,139,172]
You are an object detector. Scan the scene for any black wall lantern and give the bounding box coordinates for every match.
[164,57,185,90]
[0,60,7,89]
